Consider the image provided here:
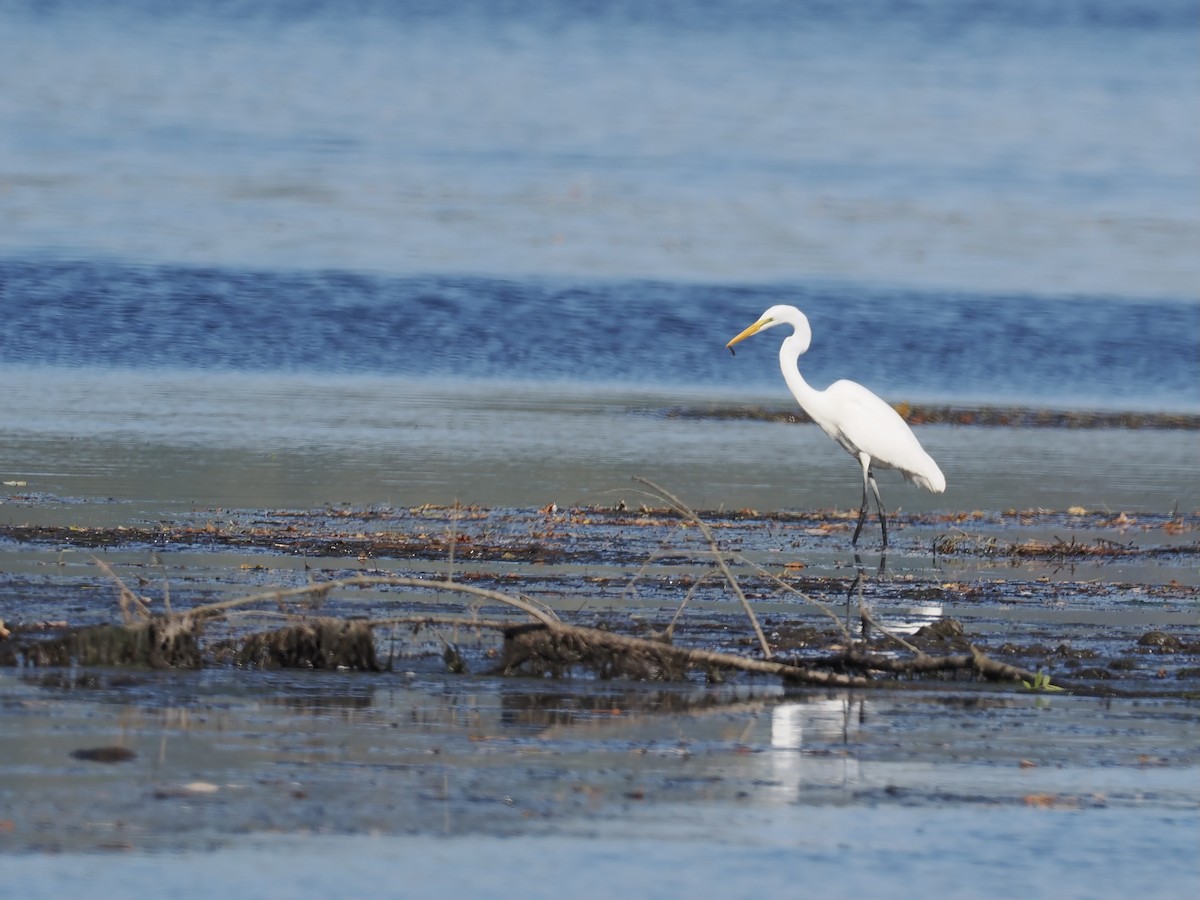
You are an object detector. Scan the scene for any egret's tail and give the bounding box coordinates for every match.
[911,458,946,494]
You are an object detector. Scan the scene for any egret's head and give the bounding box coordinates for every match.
[725,305,805,352]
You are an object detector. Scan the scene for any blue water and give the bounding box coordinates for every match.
[1,260,1197,409]
[0,0,1197,410]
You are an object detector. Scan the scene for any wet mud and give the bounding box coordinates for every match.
[1,499,1197,695]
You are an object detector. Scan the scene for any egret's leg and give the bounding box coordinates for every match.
[845,566,861,632]
[868,468,888,548]
[851,456,872,546]
[846,552,868,635]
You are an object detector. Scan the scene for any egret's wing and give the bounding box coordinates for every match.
[822,380,945,491]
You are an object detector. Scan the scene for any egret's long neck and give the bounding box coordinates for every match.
[779,334,829,420]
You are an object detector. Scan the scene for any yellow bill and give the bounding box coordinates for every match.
[725,315,774,354]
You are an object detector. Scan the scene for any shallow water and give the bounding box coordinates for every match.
[8,815,1200,900]
[1,670,1197,897]
[1,369,1196,518]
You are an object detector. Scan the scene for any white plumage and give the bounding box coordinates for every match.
[727,304,945,547]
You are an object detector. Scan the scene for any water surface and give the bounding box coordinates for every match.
[2,0,1197,297]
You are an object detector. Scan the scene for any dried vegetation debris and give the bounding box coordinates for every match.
[666,403,1200,430]
[0,502,1194,565]
[932,532,1146,560]
[7,619,202,669]
[211,618,381,671]
[1,485,1197,694]
[1,580,1197,694]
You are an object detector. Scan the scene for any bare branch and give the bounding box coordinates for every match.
[90,556,152,625]
[632,477,773,659]
[187,575,561,628]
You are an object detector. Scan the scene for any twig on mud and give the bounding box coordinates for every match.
[662,570,720,642]
[91,556,152,625]
[186,576,562,628]
[367,614,514,632]
[151,551,172,616]
[858,607,923,656]
[617,521,688,605]
[632,476,773,659]
[445,500,460,582]
[731,553,852,643]
[218,609,515,633]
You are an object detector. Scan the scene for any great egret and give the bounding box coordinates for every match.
[726,305,945,547]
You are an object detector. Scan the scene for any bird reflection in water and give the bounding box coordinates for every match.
[767,695,865,800]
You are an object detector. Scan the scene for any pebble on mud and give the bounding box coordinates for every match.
[1137,631,1183,651]
[70,746,137,764]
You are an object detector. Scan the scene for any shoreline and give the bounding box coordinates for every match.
[666,403,1200,430]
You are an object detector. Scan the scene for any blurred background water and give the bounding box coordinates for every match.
[1,0,1197,402]
[0,0,1197,510]
[2,0,1197,291]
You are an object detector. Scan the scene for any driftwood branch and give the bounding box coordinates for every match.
[831,644,1059,687]
[186,575,562,628]
[194,575,858,682]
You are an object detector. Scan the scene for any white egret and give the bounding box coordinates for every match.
[726,305,945,547]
